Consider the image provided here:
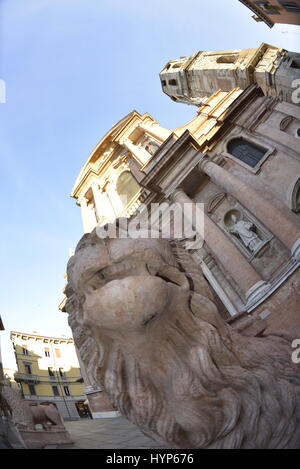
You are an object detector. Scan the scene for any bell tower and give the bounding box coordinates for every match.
[160,43,300,105]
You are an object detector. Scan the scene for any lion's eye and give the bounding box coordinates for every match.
[97,270,105,280]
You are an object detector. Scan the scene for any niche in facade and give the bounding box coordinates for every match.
[116,171,140,208]
[221,204,272,260]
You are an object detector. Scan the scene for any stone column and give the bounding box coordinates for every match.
[123,139,150,165]
[138,122,172,142]
[199,252,245,316]
[78,197,97,233]
[91,182,119,224]
[91,183,102,221]
[102,189,116,222]
[106,183,124,215]
[200,158,300,259]
[171,188,268,303]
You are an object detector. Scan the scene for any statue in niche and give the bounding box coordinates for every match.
[144,140,160,156]
[224,209,263,253]
[64,223,300,449]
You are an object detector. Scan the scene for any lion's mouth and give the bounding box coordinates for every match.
[84,257,189,296]
[84,259,150,293]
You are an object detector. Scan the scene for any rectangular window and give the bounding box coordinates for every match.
[279,1,300,12]
[24,364,32,375]
[44,348,50,357]
[291,60,300,69]
[216,55,238,64]
[48,367,55,377]
[52,386,60,396]
[64,386,70,396]
[255,1,281,13]
[55,348,61,358]
[227,138,267,168]
[22,345,29,355]
[28,384,36,396]
[59,368,65,378]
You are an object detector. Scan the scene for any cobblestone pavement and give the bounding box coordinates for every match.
[58,417,168,449]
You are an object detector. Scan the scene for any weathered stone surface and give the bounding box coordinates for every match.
[65,226,300,449]
[1,385,73,448]
[20,429,72,449]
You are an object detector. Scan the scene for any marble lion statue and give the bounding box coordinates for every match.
[65,223,300,449]
[1,385,65,431]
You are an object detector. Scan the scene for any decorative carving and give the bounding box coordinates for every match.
[280,115,293,131]
[98,145,115,165]
[64,225,300,449]
[206,192,226,213]
[280,116,300,138]
[288,177,300,213]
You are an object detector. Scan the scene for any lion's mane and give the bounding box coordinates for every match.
[66,230,300,449]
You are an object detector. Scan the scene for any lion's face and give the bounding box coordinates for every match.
[67,236,188,331]
[65,229,300,450]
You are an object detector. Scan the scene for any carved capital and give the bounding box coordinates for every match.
[197,153,210,172]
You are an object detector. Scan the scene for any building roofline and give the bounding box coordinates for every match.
[238,0,274,28]
[10,330,73,342]
[70,110,143,198]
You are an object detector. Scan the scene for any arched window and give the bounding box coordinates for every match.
[116,171,140,207]
[227,138,267,168]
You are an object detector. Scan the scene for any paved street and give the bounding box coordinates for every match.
[58,417,168,449]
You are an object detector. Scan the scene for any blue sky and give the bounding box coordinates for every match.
[0,0,299,368]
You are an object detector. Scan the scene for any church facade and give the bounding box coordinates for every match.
[69,44,300,415]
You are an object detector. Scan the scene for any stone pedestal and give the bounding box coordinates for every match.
[19,429,73,449]
[85,386,121,419]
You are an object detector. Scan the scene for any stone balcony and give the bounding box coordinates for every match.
[14,372,40,384]
[49,374,82,384]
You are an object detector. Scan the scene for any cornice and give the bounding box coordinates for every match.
[11,331,74,344]
[238,0,274,28]
[71,111,159,199]
[183,51,203,71]
[140,130,202,195]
